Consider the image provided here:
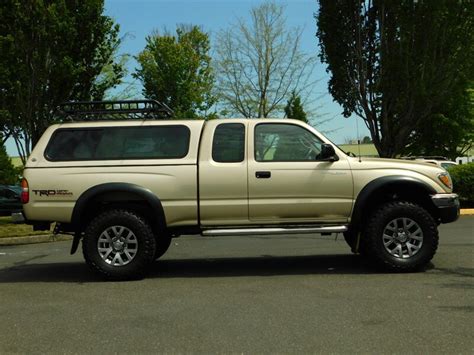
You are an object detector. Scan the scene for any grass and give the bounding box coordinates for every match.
[0,216,52,238]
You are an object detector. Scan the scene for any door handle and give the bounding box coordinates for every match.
[256,171,271,179]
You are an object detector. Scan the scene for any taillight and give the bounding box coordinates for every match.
[21,178,29,204]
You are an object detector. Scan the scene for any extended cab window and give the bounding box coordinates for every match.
[45,125,190,161]
[255,123,323,161]
[212,123,245,163]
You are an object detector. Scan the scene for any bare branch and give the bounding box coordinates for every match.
[215,2,319,119]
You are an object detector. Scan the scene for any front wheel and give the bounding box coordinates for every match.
[364,201,439,272]
[82,209,156,280]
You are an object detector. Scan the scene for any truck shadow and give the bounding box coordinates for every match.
[0,254,401,283]
[152,254,375,278]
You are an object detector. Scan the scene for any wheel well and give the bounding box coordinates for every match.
[78,191,164,237]
[352,183,437,233]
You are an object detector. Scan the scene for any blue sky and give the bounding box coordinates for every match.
[5,0,369,156]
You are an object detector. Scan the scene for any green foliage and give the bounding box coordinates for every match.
[284,91,307,123]
[316,0,474,158]
[0,138,18,185]
[362,136,372,144]
[449,163,474,204]
[0,0,125,164]
[134,25,216,119]
[405,81,473,160]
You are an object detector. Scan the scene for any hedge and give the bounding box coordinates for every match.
[448,162,474,206]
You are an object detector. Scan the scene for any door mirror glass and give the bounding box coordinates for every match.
[319,144,339,162]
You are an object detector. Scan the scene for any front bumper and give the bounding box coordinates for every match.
[431,193,460,223]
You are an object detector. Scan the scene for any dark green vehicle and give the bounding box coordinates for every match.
[0,185,22,216]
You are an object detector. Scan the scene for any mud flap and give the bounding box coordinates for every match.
[70,232,81,255]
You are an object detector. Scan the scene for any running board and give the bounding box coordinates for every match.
[201,225,348,237]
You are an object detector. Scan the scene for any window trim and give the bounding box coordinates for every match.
[254,122,326,163]
[44,125,191,162]
[212,122,246,163]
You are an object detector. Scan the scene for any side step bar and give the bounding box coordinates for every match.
[201,225,348,237]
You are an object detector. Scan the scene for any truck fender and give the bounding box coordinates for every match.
[70,183,166,254]
[350,175,437,231]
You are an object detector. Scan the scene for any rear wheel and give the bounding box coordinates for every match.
[364,201,438,271]
[82,209,156,280]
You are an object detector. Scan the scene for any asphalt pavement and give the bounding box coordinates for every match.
[0,217,472,354]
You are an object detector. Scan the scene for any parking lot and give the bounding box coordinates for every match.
[0,216,472,353]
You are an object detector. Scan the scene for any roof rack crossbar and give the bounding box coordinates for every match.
[57,100,174,121]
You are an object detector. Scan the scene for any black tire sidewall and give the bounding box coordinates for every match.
[83,210,156,280]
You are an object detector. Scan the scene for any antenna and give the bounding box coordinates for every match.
[356,115,362,162]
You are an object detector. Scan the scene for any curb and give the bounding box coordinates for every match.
[0,234,72,246]
[460,209,474,215]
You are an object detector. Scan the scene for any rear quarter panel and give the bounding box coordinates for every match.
[23,121,204,227]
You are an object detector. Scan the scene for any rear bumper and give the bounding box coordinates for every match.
[431,193,460,223]
[22,213,52,231]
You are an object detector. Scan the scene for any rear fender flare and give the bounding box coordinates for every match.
[71,183,166,234]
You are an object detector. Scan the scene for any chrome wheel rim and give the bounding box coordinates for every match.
[97,226,138,266]
[382,218,423,259]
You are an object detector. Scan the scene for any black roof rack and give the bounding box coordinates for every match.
[57,100,174,121]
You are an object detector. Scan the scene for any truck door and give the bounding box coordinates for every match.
[199,120,249,226]
[248,121,353,223]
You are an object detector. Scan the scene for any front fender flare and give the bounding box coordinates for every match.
[350,175,437,230]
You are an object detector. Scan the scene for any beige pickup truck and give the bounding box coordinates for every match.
[21,101,459,279]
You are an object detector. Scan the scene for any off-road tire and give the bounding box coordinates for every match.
[364,201,438,272]
[82,209,156,280]
[155,235,172,260]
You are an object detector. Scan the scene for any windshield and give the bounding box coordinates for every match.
[441,162,456,170]
[321,136,352,156]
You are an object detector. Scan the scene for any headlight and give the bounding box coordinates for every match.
[438,172,453,190]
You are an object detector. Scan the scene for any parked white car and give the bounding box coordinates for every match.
[414,158,457,170]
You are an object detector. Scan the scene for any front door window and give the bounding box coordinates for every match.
[255,123,323,162]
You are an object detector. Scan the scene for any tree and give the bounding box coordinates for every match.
[362,136,372,144]
[215,1,317,118]
[0,135,18,185]
[0,0,125,165]
[407,82,473,160]
[134,25,216,119]
[284,91,308,123]
[316,0,474,157]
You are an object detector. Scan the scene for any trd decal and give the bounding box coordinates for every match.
[32,190,73,197]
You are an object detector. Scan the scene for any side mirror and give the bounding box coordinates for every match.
[319,144,339,162]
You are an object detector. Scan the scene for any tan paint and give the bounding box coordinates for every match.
[199,119,249,226]
[23,118,451,229]
[247,120,353,223]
